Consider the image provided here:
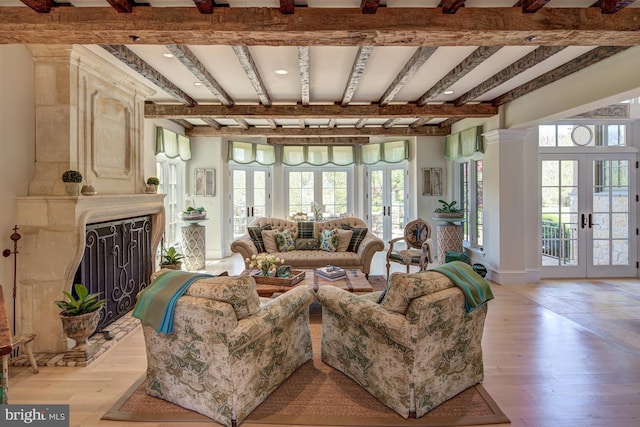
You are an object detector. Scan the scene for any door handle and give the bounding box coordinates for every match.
[581,213,586,229]
[246,207,250,217]
[588,213,593,228]
[251,206,254,216]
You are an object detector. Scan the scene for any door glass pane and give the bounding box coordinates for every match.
[232,170,247,238]
[541,160,579,266]
[390,169,405,240]
[288,171,314,216]
[253,171,266,218]
[591,159,630,266]
[322,171,348,219]
[370,170,384,239]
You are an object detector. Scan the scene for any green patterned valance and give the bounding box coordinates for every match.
[281,145,355,166]
[155,127,191,161]
[444,126,483,161]
[227,141,276,165]
[360,140,408,165]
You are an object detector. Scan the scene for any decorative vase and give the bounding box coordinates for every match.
[64,182,81,196]
[59,310,101,351]
[81,184,96,196]
[145,184,157,194]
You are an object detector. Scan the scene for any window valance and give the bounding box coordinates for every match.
[155,127,192,161]
[360,140,408,165]
[444,126,483,161]
[227,141,276,165]
[281,145,355,166]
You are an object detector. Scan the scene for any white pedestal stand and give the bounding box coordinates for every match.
[432,217,465,265]
[180,219,207,271]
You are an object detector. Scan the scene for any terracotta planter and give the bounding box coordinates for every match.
[161,262,182,270]
[59,310,101,351]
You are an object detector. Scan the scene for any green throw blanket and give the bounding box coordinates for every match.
[430,261,494,313]
[133,270,213,334]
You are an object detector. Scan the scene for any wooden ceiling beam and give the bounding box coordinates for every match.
[19,0,59,13]
[592,1,636,14]
[379,46,438,106]
[166,44,233,106]
[410,117,433,128]
[144,103,498,119]
[341,46,373,106]
[3,8,640,46]
[493,46,629,106]
[171,119,194,129]
[439,1,466,14]
[232,45,272,106]
[187,125,449,138]
[355,118,367,129]
[454,45,566,106]
[268,137,369,145]
[200,117,221,130]
[106,0,135,13]
[279,0,295,15]
[515,1,550,14]
[417,46,502,106]
[101,45,196,106]
[192,0,215,15]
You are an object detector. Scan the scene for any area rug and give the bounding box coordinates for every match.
[103,304,508,427]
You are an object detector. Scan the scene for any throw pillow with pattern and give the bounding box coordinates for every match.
[297,221,317,239]
[248,224,272,252]
[295,238,320,250]
[319,228,339,252]
[275,229,296,252]
[341,224,368,252]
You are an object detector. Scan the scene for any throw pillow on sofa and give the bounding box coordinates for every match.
[319,228,339,252]
[297,221,317,239]
[295,238,320,250]
[341,224,368,252]
[261,229,279,253]
[248,224,272,253]
[275,229,296,252]
[336,229,353,252]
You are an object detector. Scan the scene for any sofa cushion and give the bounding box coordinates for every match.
[262,229,279,253]
[184,275,261,320]
[320,228,339,252]
[297,221,317,239]
[336,229,353,252]
[378,271,453,315]
[275,229,296,252]
[248,224,272,253]
[341,224,368,252]
[295,238,320,250]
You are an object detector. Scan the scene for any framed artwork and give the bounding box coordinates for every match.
[422,167,443,196]
[195,168,216,196]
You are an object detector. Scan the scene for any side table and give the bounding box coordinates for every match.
[180,219,207,271]
[432,217,465,265]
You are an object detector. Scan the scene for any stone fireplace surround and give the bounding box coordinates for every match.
[14,45,164,356]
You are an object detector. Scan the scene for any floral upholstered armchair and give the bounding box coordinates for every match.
[141,272,315,427]
[317,269,490,419]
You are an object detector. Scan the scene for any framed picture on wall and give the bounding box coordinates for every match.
[195,168,215,197]
[422,167,443,196]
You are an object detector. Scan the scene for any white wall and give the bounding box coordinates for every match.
[0,45,35,327]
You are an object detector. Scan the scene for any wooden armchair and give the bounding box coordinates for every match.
[386,218,433,278]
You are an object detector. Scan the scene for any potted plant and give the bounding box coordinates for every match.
[160,246,185,270]
[61,169,83,196]
[181,206,207,221]
[55,283,105,351]
[146,176,160,194]
[434,199,465,219]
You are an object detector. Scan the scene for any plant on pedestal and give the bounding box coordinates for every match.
[160,246,184,270]
[61,170,83,196]
[434,199,464,219]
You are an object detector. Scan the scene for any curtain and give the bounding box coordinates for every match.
[227,141,276,165]
[281,145,355,166]
[445,126,483,161]
[360,140,408,165]
[155,127,192,161]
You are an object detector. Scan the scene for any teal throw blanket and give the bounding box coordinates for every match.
[133,270,213,334]
[430,261,494,313]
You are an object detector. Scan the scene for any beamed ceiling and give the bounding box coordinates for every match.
[1,0,639,143]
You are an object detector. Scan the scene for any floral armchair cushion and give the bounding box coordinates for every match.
[184,275,261,320]
[378,271,453,315]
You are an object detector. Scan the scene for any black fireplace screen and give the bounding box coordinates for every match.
[74,215,153,331]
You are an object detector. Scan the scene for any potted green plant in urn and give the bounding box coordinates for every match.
[62,170,83,196]
[433,199,465,219]
[146,176,160,193]
[55,283,105,352]
[160,246,185,270]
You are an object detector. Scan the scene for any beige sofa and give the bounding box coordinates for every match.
[231,217,384,277]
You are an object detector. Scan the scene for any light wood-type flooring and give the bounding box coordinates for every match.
[6,252,640,427]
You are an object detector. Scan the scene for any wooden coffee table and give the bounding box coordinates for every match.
[243,268,373,297]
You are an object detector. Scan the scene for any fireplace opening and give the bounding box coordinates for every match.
[74,215,153,333]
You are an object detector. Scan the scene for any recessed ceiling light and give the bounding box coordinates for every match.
[163,52,174,58]
[275,69,288,75]
[443,90,454,95]
[193,82,203,86]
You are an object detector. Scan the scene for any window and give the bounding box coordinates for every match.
[458,159,483,248]
[539,124,627,147]
[156,154,184,246]
[285,168,352,219]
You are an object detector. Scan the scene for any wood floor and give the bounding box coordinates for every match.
[6,253,640,427]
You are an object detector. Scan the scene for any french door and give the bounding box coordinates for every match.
[230,167,271,239]
[540,153,636,278]
[365,164,408,245]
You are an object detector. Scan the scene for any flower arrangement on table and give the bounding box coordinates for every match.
[246,253,284,277]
